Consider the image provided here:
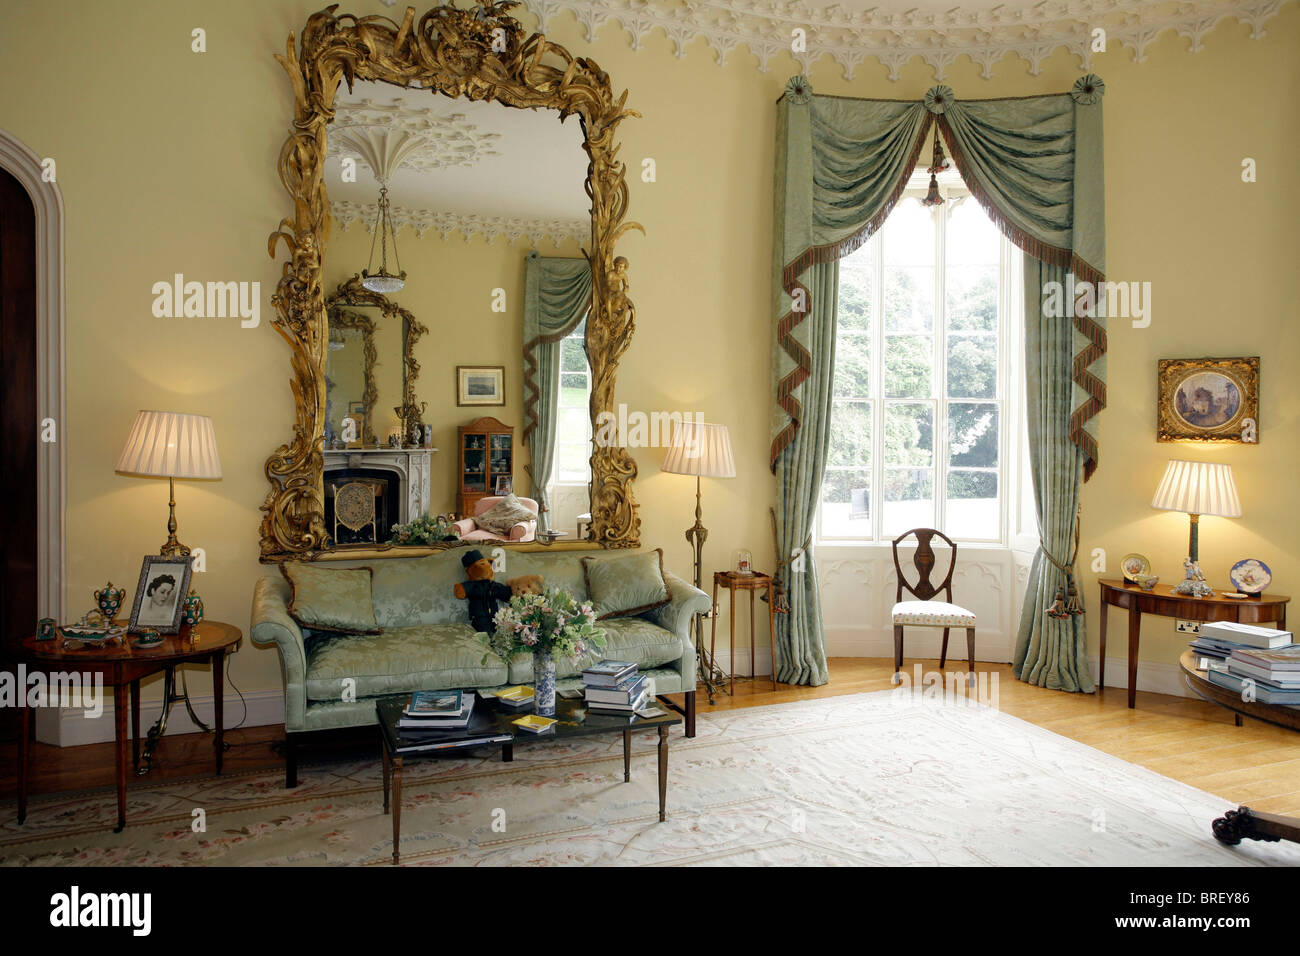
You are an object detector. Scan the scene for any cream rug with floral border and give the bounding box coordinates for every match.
[3,690,1298,866]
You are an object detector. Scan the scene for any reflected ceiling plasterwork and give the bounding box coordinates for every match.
[330,200,589,245]
[507,0,1291,80]
[326,98,501,178]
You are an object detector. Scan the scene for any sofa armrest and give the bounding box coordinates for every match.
[643,570,710,689]
[451,518,475,536]
[507,520,536,541]
[251,575,309,733]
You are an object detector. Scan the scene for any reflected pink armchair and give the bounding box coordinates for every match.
[452,496,539,543]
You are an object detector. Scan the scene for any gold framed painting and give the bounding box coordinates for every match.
[456,366,505,407]
[1157,357,1259,443]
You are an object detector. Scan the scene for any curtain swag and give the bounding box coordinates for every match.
[523,251,592,532]
[770,73,1108,480]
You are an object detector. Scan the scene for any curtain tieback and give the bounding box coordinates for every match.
[1041,523,1084,619]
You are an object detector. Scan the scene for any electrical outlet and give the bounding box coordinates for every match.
[1175,619,1200,634]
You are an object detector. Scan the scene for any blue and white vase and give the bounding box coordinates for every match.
[533,649,556,717]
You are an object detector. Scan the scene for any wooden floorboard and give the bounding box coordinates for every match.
[1,658,1296,817]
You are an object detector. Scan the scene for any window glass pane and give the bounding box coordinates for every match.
[828,400,871,467]
[885,335,932,397]
[837,247,872,333]
[946,199,1000,265]
[883,267,934,333]
[556,442,589,478]
[946,333,997,398]
[558,406,587,440]
[947,265,998,332]
[560,371,586,397]
[833,332,870,398]
[560,336,587,372]
[820,468,871,537]
[885,402,933,466]
[883,468,933,536]
[948,403,999,468]
[946,470,999,539]
[883,199,934,266]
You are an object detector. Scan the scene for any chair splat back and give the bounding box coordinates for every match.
[891,528,957,603]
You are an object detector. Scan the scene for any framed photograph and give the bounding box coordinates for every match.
[128,555,193,634]
[494,475,513,496]
[456,366,505,407]
[1158,357,1259,443]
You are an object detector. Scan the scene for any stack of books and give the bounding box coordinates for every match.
[1191,621,1294,662]
[391,690,513,752]
[582,660,650,717]
[1194,622,1300,706]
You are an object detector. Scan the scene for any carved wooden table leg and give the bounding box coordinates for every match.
[391,754,403,865]
[381,738,391,814]
[1212,806,1300,846]
[657,725,669,822]
[623,728,631,783]
[17,698,29,825]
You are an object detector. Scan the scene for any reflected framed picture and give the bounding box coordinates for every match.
[128,555,193,634]
[456,366,505,406]
[1157,356,1258,443]
[494,476,513,495]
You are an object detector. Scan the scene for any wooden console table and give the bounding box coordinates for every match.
[15,620,242,832]
[1098,579,1289,709]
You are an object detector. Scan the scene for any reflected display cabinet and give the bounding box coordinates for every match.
[459,416,514,517]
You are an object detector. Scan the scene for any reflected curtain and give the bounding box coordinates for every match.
[523,252,591,533]
[771,74,1106,690]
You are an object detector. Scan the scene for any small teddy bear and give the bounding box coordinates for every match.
[453,549,513,634]
[508,574,544,598]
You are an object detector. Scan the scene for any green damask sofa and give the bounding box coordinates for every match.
[251,548,708,786]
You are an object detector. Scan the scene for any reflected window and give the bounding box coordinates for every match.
[551,318,591,485]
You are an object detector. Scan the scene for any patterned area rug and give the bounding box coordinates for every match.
[4,691,1298,866]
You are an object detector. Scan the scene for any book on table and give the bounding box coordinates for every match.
[1206,666,1300,705]
[1226,658,1300,686]
[1199,621,1294,650]
[1229,646,1300,670]
[582,660,638,687]
[586,688,651,715]
[397,691,475,729]
[403,689,463,717]
[585,674,648,705]
[391,702,513,753]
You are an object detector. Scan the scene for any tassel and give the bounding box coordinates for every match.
[1065,575,1084,616]
[1045,586,1069,619]
[921,134,949,208]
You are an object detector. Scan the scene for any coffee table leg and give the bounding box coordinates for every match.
[391,755,403,865]
[502,742,513,763]
[657,725,669,822]
[623,728,631,783]
[381,738,391,814]
[17,698,29,825]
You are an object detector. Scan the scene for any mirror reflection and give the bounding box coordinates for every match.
[322,80,594,545]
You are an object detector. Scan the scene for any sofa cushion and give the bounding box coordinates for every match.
[581,549,671,620]
[304,622,506,701]
[368,551,473,630]
[280,563,381,634]
[506,616,684,683]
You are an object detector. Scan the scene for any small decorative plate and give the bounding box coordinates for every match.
[1120,553,1151,583]
[1229,558,1272,595]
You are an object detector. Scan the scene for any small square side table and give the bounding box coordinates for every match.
[710,571,778,694]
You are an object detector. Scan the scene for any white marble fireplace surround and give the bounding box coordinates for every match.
[323,448,433,526]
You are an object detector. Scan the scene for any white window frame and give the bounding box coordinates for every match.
[817,167,1024,549]
[549,317,592,489]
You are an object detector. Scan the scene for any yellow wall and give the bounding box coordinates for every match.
[0,0,1294,703]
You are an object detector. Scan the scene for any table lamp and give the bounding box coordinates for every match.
[115,410,223,557]
[1150,459,1240,597]
[662,421,735,697]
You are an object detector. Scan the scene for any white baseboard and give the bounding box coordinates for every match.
[1090,655,1190,699]
[40,689,285,747]
[823,625,1014,664]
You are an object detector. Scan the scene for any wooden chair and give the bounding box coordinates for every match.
[890,528,976,684]
[332,479,383,544]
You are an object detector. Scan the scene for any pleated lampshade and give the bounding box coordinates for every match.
[115,411,223,480]
[661,421,735,478]
[1150,460,1240,517]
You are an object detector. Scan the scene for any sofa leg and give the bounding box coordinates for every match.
[284,735,298,789]
[685,690,696,739]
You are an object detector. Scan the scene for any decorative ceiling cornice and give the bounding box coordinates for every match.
[326,98,500,178]
[331,199,588,245]
[512,0,1292,80]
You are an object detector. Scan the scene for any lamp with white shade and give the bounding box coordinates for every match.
[115,410,223,558]
[1150,459,1240,597]
[661,421,735,699]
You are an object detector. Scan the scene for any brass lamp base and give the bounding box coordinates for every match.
[159,476,192,558]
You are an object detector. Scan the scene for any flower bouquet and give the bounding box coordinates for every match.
[388,513,460,545]
[483,588,607,716]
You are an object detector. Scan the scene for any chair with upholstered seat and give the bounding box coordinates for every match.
[890,527,976,684]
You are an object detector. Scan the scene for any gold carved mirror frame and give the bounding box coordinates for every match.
[325,275,428,446]
[260,0,642,561]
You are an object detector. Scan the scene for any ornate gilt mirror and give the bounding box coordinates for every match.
[260,1,642,560]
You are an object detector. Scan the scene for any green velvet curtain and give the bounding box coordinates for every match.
[523,252,592,533]
[771,75,1106,689]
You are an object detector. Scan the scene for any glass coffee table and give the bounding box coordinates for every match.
[377,693,681,864]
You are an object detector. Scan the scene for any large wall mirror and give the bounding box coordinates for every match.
[260,1,642,560]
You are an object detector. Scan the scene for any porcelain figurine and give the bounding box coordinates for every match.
[94,582,126,624]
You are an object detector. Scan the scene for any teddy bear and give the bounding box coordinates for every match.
[508,574,544,598]
[453,549,513,634]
